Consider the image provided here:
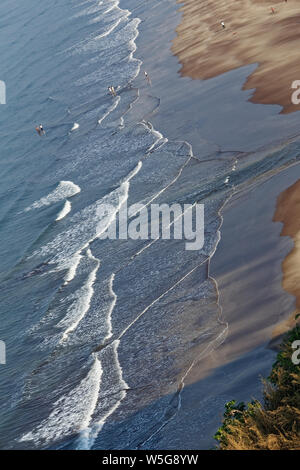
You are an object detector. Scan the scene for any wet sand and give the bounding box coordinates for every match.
[144,162,300,450]
[172,0,300,113]
[184,163,299,386]
[117,0,300,449]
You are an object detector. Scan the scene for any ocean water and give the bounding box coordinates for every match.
[1,0,300,450]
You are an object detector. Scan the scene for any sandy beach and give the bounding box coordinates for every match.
[141,160,300,450]
[112,0,300,449]
[1,0,299,451]
[172,0,300,113]
[272,178,300,339]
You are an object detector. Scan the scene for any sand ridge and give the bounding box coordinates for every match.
[172,0,300,113]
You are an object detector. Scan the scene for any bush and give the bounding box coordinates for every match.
[214,320,300,450]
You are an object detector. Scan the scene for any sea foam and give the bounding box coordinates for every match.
[25,181,81,212]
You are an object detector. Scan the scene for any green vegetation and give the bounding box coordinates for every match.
[214,320,300,450]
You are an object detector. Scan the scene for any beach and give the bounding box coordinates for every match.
[128,0,300,448]
[272,177,300,339]
[0,0,300,451]
[125,159,300,450]
[172,0,300,114]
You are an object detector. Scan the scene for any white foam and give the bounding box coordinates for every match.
[104,273,116,342]
[95,16,124,39]
[98,96,120,125]
[76,341,127,450]
[103,0,120,16]
[66,1,132,56]
[22,0,167,450]
[74,274,122,450]
[71,123,80,131]
[63,251,82,285]
[59,249,100,343]
[56,200,72,221]
[20,356,102,447]
[38,162,142,268]
[25,181,81,212]
[45,162,142,445]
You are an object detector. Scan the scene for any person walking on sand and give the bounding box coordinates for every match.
[221,21,225,29]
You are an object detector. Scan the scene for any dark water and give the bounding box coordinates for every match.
[1,0,300,450]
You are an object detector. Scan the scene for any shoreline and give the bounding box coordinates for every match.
[125,0,300,153]
[122,0,300,370]
[209,163,299,370]
[116,0,300,448]
[150,162,300,450]
[172,0,300,114]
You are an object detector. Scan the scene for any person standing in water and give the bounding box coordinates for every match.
[144,71,151,86]
[108,86,117,97]
[35,124,45,136]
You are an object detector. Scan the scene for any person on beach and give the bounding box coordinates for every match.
[35,124,45,136]
[108,86,117,97]
[221,21,225,29]
[144,71,151,86]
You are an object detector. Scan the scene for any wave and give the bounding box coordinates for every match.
[71,123,79,132]
[25,181,81,212]
[56,200,71,221]
[20,355,102,447]
[16,0,230,452]
[76,340,127,450]
[98,96,120,125]
[38,162,142,267]
[59,248,100,343]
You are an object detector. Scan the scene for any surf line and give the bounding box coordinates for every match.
[60,248,101,343]
[138,173,238,444]
[77,340,128,450]
[59,160,142,345]
[56,200,72,221]
[91,186,232,448]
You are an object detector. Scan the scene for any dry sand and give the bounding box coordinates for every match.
[172,0,300,113]
[272,178,300,338]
